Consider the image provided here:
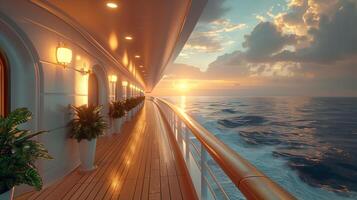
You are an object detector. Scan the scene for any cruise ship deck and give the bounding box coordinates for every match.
[1,1,296,199]
[16,101,197,200]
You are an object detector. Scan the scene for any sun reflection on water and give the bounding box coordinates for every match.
[180,95,186,111]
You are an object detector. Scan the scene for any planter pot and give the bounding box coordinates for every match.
[110,119,115,135]
[133,108,136,115]
[114,118,123,134]
[0,188,14,200]
[78,139,97,171]
[126,111,132,120]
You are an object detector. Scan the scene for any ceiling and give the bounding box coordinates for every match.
[44,0,193,91]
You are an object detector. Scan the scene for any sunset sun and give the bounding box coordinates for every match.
[1,1,356,200]
[174,80,190,93]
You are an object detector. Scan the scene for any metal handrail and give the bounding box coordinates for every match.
[152,97,296,200]
[188,138,230,200]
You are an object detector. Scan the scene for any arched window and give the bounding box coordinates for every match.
[88,73,99,106]
[116,80,122,100]
[0,52,8,117]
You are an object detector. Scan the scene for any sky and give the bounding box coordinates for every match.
[151,0,357,96]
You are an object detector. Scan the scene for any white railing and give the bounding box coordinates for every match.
[151,97,296,200]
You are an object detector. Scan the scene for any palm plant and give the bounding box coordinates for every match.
[0,108,52,194]
[109,101,125,119]
[123,97,145,113]
[69,105,108,142]
[123,98,133,112]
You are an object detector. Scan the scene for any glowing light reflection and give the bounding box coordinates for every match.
[106,2,118,9]
[180,96,186,111]
[109,32,119,51]
[122,51,129,67]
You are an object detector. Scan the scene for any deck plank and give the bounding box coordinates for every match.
[15,101,197,200]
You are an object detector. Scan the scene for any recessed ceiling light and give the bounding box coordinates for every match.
[125,36,133,40]
[135,55,140,58]
[106,2,118,8]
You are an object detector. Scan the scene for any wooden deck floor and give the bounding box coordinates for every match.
[16,101,197,200]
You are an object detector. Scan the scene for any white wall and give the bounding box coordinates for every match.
[0,0,141,194]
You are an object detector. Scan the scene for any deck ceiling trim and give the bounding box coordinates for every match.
[30,0,144,87]
[30,0,204,91]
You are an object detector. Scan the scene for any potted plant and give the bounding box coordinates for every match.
[133,96,145,114]
[0,108,52,200]
[109,101,125,133]
[69,105,107,171]
[124,98,133,120]
[134,97,139,114]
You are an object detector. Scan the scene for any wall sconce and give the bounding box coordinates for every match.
[55,44,90,75]
[56,46,72,66]
[122,81,128,87]
[109,75,117,83]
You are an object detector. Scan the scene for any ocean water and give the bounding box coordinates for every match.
[165,96,357,200]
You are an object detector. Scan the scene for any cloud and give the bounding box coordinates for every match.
[167,52,304,81]
[219,0,357,64]
[186,0,357,70]
[182,19,246,53]
[179,0,243,54]
[275,1,357,63]
[163,63,204,79]
[211,19,247,33]
[159,60,357,96]
[179,0,247,56]
[157,0,357,96]
[300,1,357,62]
[273,0,340,35]
[206,50,305,79]
[199,0,230,23]
[280,0,308,26]
[206,51,251,78]
[183,32,223,53]
[255,14,267,22]
[242,22,299,60]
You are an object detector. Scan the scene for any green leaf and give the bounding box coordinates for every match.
[24,167,43,190]
[0,108,51,191]
[15,131,48,144]
[69,104,108,142]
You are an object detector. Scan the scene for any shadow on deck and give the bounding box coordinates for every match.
[16,101,197,200]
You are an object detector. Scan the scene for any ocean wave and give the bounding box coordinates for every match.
[217,115,267,128]
[239,131,282,145]
[221,108,237,114]
[273,148,357,194]
[167,96,357,199]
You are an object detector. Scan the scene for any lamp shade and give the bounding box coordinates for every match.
[122,81,128,87]
[56,47,72,65]
[109,75,117,82]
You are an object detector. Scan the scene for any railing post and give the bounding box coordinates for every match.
[201,146,208,200]
[168,107,172,128]
[153,97,296,200]
[172,111,175,132]
[173,114,177,140]
[184,127,190,163]
[177,120,183,151]
[173,112,176,133]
